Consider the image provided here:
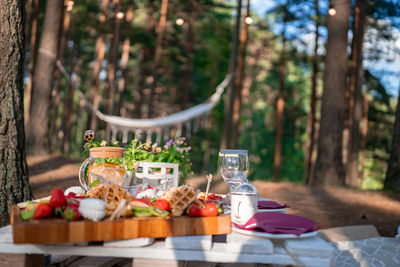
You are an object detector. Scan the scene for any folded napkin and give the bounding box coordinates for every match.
[258,200,288,209]
[234,212,317,236]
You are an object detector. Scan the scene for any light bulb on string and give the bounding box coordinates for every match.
[116,11,124,19]
[245,16,253,25]
[176,18,184,26]
[328,5,336,16]
[67,1,74,11]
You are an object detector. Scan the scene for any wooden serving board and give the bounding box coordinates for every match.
[11,205,231,244]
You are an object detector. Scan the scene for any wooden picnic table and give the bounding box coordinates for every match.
[0,225,334,267]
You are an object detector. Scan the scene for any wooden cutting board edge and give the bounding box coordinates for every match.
[11,205,231,244]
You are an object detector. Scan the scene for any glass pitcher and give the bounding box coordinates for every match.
[79,147,128,191]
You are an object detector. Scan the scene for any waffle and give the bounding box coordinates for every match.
[86,184,106,199]
[162,185,198,216]
[103,184,133,216]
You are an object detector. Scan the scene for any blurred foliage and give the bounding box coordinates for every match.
[24,0,400,189]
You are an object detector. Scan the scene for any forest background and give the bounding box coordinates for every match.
[12,0,400,191]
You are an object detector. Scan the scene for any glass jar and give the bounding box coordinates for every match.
[230,181,258,225]
[79,147,127,191]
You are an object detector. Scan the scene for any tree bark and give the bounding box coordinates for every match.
[27,0,63,155]
[116,5,134,116]
[134,0,155,118]
[346,0,368,187]
[87,0,109,131]
[0,0,33,226]
[232,0,250,148]
[359,89,369,187]
[24,0,39,125]
[147,0,169,118]
[384,85,400,192]
[313,0,350,186]
[104,0,122,140]
[273,7,287,182]
[220,0,242,149]
[50,0,71,152]
[305,0,320,185]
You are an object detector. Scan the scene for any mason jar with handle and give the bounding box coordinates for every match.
[79,147,127,191]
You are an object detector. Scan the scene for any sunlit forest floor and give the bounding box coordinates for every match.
[28,155,400,237]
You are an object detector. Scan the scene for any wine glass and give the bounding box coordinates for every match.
[218,149,249,191]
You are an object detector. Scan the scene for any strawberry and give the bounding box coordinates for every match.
[187,204,201,217]
[153,199,169,211]
[66,192,76,199]
[62,203,81,221]
[200,203,219,217]
[34,203,52,219]
[49,188,67,208]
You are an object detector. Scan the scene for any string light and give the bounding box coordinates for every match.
[67,1,74,11]
[245,16,253,25]
[175,18,184,26]
[328,5,336,16]
[116,11,124,19]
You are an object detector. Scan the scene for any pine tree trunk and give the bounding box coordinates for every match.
[232,0,250,148]
[0,0,33,226]
[25,0,33,48]
[384,86,400,192]
[135,0,155,118]
[147,0,169,118]
[27,0,63,155]
[313,0,350,186]
[346,0,367,187]
[24,0,39,125]
[116,5,134,116]
[305,0,320,185]
[220,0,242,149]
[87,0,109,131]
[50,0,71,152]
[61,44,77,153]
[104,0,122,140]
[273,9,287,182]
[359,90,369,187]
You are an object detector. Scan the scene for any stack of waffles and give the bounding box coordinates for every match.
[161,185,198,216]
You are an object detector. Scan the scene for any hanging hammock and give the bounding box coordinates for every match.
[54,57,231,141]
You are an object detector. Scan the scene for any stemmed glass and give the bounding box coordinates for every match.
[218,149,249,191]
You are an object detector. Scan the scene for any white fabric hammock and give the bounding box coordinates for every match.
[55,57,231,141]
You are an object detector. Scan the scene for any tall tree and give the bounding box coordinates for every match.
[305,0,320,185]
[359,89,369,187]
[50,0,72,152]
[232,0,250,147]
[345,0,368,187]
[220,0,242,149]
[27,0,63,155]
[135,0,155,118]
[147,0,169,118]
[384,85,400,192]
[313,0,350,186]
[0,0,33,226]
[87,0,109,131]
[182,0,197,110]
[24,0,39,125]
[104,0,122,140]
[61,44,77,153]
[273,4,287,182]
[116,5,134,116]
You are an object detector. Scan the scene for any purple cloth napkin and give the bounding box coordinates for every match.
[234,212,317,236]
[258,200,288,209]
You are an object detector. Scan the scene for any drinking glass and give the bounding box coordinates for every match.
[218,149,249,191]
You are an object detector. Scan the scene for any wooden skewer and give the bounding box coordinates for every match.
[205,174,213,201]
